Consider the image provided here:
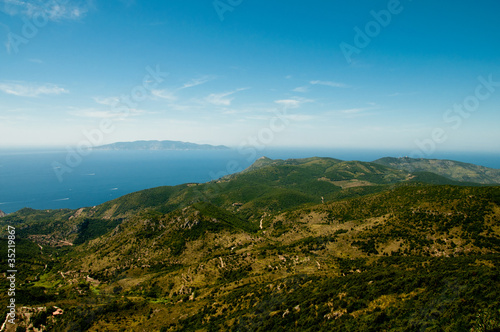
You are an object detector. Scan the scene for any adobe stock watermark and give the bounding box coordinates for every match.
[410,74,500,158]
[6,0,71,54]
[52,65,168,182]
[340,0,411,64]
[213,0,243,21]
[6,226,17,326]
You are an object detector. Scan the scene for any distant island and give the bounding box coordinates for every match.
[94,140,230,151]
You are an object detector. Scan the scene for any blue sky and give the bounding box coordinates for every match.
[1,0,499,155]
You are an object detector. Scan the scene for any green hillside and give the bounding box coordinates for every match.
[1,157,499,331]
[374,156,500,184]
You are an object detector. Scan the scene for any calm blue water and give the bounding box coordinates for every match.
[0,148,498,214]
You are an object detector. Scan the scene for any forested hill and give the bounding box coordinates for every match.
[374,156,500,184]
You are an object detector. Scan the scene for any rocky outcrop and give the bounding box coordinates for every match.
[0,210,6,217]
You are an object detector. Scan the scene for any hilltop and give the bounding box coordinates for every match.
[94,140,230,151]
[0,156,499,331]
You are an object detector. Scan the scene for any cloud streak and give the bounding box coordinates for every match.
[310,80,349,88]
[274,97,314,109]
[152,76,213,101]
[324,107,375,118]
[151,89,177,102]
[292,86,309,93]
[68,107,144,119]
[205,88,248,106]
[93,96,120,106]
[340,108,371,114]
[0,81,68,97]
[0,0,90,21]
[181,76,213,89]
[274,99,301,108]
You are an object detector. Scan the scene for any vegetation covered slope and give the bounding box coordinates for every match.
[88,157,473,220]
[0,157,499,331]
[374,156,500,184]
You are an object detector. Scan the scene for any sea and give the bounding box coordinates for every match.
[0,147,498,214]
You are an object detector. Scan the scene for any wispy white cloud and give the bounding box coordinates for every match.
[221,109,240,115]
[68,107,145,119]
[205,92,235,106]
[241,112,314,124]
[181,76,212,89]
[71,109,118,119]
[93,96,120,106]
[310,80,349,88]
[244,115,271,121]
[151,89,178,102]
[292,86,309,93]
[166,103,200,112]
[388,91,418,97]
[0,81,68,97]
[151,76,213,102]
[205,88,248,106]
[340,108,370,114]
[274,97,314,109]
[0,0,91,21]
[324,107,375,118]
[275,99,301,108]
